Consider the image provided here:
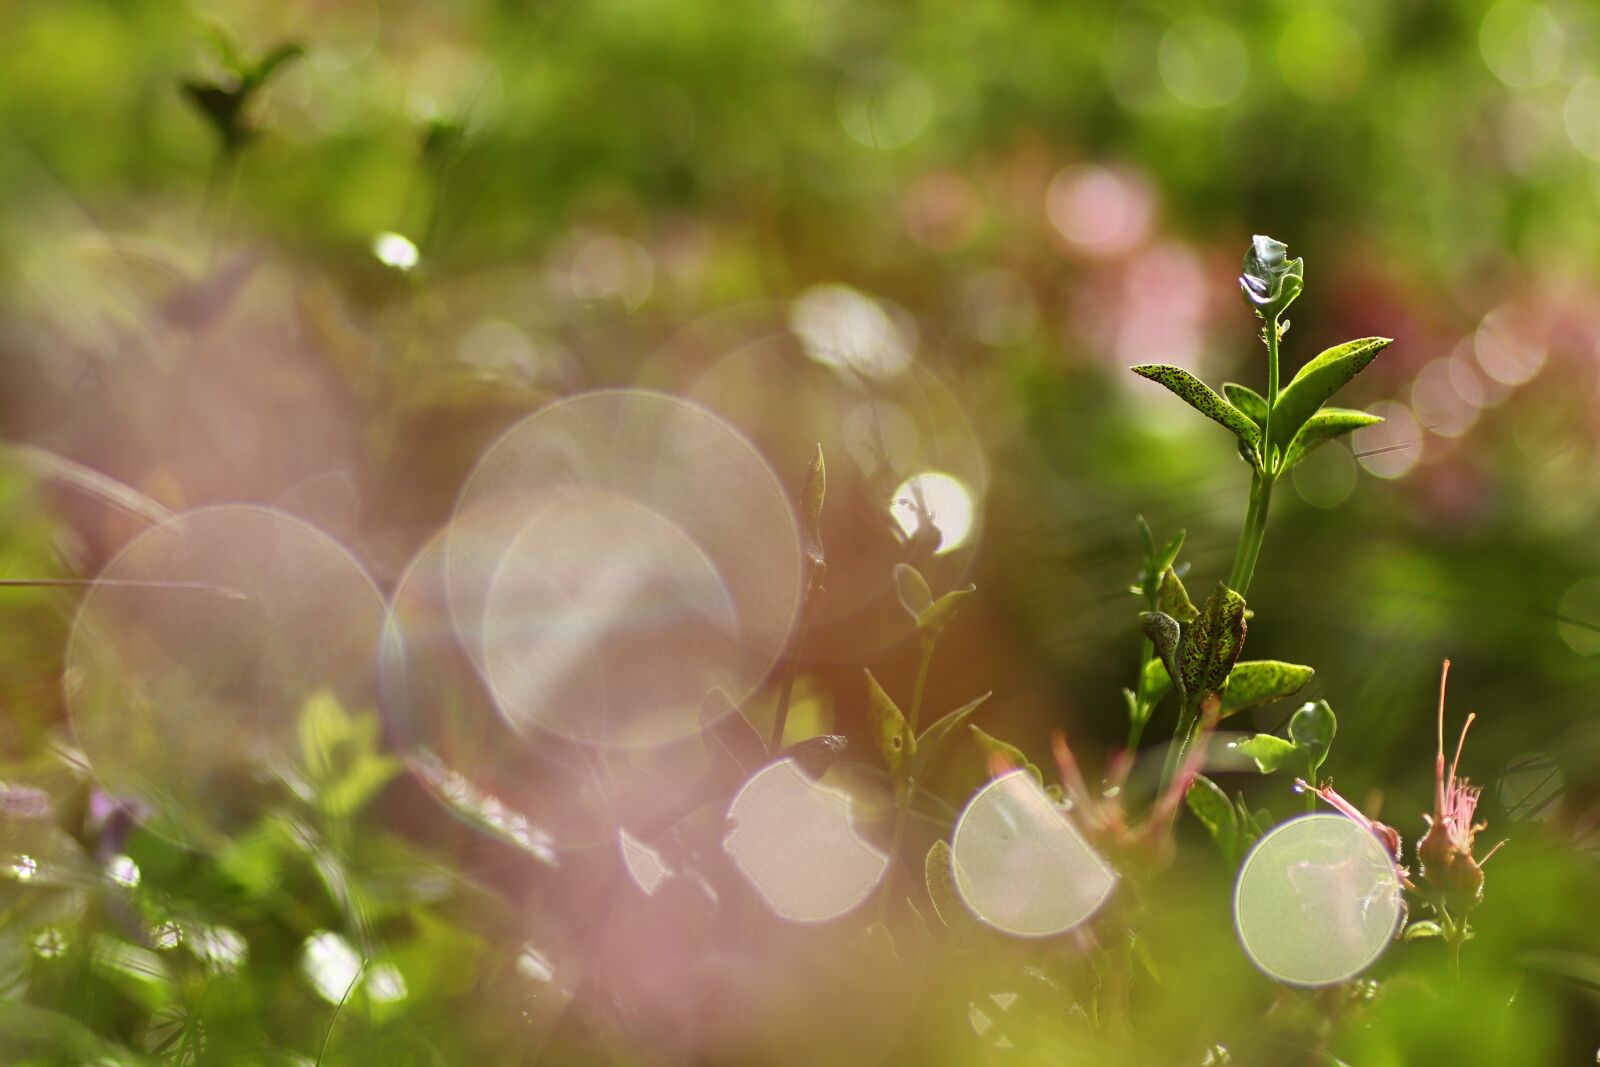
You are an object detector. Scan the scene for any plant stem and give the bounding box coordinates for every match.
[768,566,823,755]
[1444,912,1464,980]
[875,635,935,923]
[1126,636,1154,750]
[1228,313,1283,596]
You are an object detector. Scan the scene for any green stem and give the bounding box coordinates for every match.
[1444,913,1464,980]
[768,567,823,755]
[876,635,935,923]
[1228,313,1284,596]
[1126,635,1154,750]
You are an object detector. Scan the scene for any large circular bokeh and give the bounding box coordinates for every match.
[446,390,803,747]
[65,505,386,847]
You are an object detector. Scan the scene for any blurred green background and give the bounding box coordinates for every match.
[3,0,1600,1063]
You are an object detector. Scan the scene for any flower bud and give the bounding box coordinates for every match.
[1239,235,1304,318]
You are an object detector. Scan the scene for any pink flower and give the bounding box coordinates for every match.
[1416,661,1503,915]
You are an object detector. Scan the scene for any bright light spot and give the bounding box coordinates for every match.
[302,930,363,1004]
[890,471,976,555]
[1352,401,1421,479]
[10,854,37,881]
[1292,440,1357,509]
[151,921,183,950]
[951,770,1117,937]
[1557,576,1600,655]
[723,758,888,923]
[1479,1,1565,89]
[1277,12,1366,103]
[367,963,408,1003]
[837,69,933,150]
[190,925,248,974]
[1410,358,1481,439]
[1159,17,1248,109]
[517,945,557,983]
[1474,308,1546,386]
[33,927,68,960]
[1498,752,1564,823]
[569,235,654,311]
[1046,165,1154,256]
[107,854,141,889]
[790,285,914,380]
[372,231,420,271]
[1233,814,1403,986]
[619,830,673,896]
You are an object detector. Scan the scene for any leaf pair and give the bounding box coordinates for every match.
[1141,581,1247,712]
[182,30,304,151]
[864,669,993,791]
[1132,337,1391,474]
[894,564,975,639]
[1234,700,1338,778]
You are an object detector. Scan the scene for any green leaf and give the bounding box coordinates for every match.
[1282,407,1384,469]
[1130,364,1261,453]
[1179,583,1248,704]
[1223,382,1269,426]
[967,725,1041,784]
[918,584,977,635]
[1235,734,1301,774]
[1403,920,1444,942]
[1138,656,1173,711]
[1271,337,1392,454]
[1186,774,1239,861]
[1287,700,1338,772]
[1154,529,1186,576]
[1158,567,1198,623]
[894,562,933,618]
[911,691,993,781]
[1140,611,1184,706]
[1218,660,1314,718]
[864,669,914,777]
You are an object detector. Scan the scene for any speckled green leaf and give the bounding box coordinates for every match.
[1130,364,1262,451]
[1179,583,1247,703]
[1218,660,1314,718]
[1140,610,1184,706]
[1158,567,1198,624]
[1223,382,1268,427]
[1272,337,1392,453]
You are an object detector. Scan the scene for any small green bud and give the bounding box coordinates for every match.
[1239,235,1304,318]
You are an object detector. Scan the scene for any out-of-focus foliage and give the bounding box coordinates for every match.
[3,0,1600,1063]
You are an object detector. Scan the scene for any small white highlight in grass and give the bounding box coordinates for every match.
[107,853,141,888]
[951,770,1117,938]
[1233,813,1402,987]
[373,231,420,271]
[302,930,363,1003]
